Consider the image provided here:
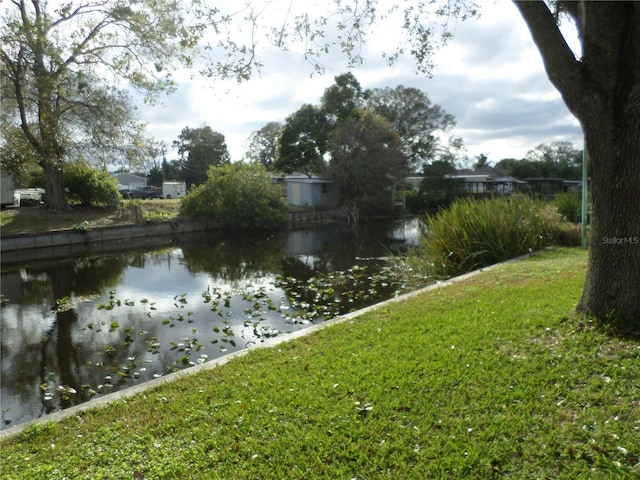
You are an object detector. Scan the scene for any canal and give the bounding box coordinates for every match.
[1,218,424,429]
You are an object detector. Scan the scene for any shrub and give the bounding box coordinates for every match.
[180,163,288,230]
[423,196,550,277]
[553,190,582,223]
[64,162,120,207]
[542,204,582,247]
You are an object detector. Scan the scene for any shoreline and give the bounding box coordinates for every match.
[0,208,349,265]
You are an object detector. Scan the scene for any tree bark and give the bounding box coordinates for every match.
[579,121,640,325]
[514,1,640,328]
[42,162,69,211]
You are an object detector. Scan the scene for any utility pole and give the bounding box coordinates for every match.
[581,146,589,248]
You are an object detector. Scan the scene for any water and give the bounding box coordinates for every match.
[0,218,423,429]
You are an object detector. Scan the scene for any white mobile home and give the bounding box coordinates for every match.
[285,175,337,207]
[1,171,15,206]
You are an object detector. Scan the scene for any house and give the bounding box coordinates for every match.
[448,166,524,195]
[284,174,338,207]
[111,173,146,191]
[493,176,526,194]
[449,166,504,193]
[521,178,566,199]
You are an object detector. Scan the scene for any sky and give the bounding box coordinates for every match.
[137,1,584,165]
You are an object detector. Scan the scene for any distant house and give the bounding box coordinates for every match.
[111,173,146,191]
[521,178,566,199]
[284,174,338,207]
[448,166,524,195]
[493,176,526,194]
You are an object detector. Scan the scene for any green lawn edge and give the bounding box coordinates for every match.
[2,247,639,479]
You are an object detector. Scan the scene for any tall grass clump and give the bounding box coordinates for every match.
[553,190,582,223]
[423,196,549,277]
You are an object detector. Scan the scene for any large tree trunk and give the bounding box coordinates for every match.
[514,1,640,330]
[42,162,69,212]
[578,123,640,326]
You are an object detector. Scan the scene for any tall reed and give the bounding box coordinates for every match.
[423,196,549,277]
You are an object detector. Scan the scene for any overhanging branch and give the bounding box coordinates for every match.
[512,0,590,117]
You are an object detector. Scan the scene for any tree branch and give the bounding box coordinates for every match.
[512,0,592,117]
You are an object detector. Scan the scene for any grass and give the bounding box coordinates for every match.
[0,199,182,235]
[1,247,638,479]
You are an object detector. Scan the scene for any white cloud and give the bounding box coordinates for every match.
[137,0,583,164]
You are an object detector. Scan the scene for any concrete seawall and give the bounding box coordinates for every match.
[0,209,346,265]
[0,220,211,265]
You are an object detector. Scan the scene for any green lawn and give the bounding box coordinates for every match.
[1,248,639,479]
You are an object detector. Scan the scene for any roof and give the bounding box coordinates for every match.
[282,173,332,183]
[494,176,526,184]
[111,172,146,181]
[456,166,508,180]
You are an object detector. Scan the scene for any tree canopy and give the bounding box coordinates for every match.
[245,122,282,169]
[173,126,230,188]
[365,85,459,171]
[328,110,406,221]
[0,0,210,209]
[276,104,330,176]
[275,72,459,179]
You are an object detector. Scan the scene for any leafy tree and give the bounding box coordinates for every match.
[495,158,544,179]
[495,142,583,181]
[161,159,183,182]
[365,86,458,171]
[418,160,467,211]
[525,141,582,179]
[180,163,288,230]
[245,122,282,169]
[278,73,462,219]
[0,1,210,211]
[526,141,580,164]
[320,72,365,125]
[122,138,167,179]
[276,104,330,176]
[173,126,230,188]
[0,124,41,187]
[327,110,406,220]
[277,73,365,176]
[473,153,490,170]
[63,162,120,207]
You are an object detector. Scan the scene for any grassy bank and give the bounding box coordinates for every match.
[0,199,182,235]
[2,248,639,479]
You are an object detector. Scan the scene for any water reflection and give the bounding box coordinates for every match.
[0,218,422,429]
